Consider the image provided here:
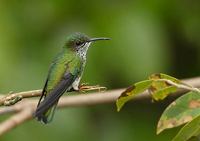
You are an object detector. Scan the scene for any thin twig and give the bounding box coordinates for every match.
[158,79,200,93]
[0,77,199,136]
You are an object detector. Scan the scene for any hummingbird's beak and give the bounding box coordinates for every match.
[88,37,110,42]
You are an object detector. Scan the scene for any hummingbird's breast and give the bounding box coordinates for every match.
[72,42,91,90]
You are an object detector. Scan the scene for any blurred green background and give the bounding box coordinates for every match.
[0,0,200,141]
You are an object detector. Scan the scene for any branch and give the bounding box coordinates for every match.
[0,77,199,136]
[0,106,33,135]
[0,90,41,106]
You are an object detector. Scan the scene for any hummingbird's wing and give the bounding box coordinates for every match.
[34,52,81,123]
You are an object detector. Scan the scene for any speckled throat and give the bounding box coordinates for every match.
[72,42,91,90]
[77,42,91,61]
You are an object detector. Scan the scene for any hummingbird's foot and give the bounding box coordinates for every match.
[78,84,107,93]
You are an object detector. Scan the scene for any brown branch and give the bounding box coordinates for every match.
[0,77,199,136]
[0,106,34,136]
[0,90,41,106]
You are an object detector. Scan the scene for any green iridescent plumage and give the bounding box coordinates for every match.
[46,50,82,92]
[34,32,110,123]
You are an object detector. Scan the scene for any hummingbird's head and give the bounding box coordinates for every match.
[65,32,110,52]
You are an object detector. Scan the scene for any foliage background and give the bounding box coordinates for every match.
[0,0,199,141]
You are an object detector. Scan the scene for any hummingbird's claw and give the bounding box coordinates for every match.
[79,82,89,87]
[78,84,107,93]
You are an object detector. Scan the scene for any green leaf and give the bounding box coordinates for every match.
[149,73,180,101]
[116,80,152,111]
[172,115,200,141]
[151,86,177,101]
[149,73,181,83]
[149,79,169,93]
[157,92,200,134]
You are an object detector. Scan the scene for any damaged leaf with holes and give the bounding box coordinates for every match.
[116,80,153,111]
[149,73,181,101]
[157,92,200,134]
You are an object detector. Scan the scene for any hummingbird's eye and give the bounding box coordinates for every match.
[75,41,82,46]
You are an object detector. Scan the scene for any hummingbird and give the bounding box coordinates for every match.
[34,32,110,124]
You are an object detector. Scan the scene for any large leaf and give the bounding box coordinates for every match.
[116,80,152,111]
[157,92,200,134]
[172,115,200,141]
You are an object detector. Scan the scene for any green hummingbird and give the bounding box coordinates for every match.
[34,32,110,124]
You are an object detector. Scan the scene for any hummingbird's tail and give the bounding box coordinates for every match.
[34,101,58,124]
[34,72,74,123]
